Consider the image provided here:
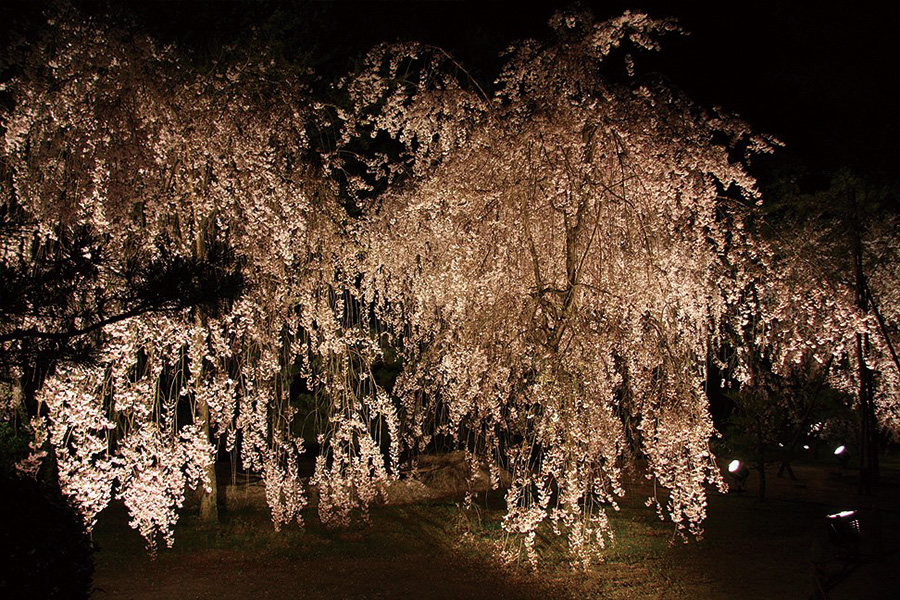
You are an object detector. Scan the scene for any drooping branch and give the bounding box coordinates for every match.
[866,278,900,379]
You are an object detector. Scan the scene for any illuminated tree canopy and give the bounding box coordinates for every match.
[2,9,355,544]
[1,6,897,564]
[350,11,777,563]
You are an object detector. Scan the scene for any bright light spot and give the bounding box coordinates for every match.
[728,459,741,473]
[827,510,857,519]
[803,445,810,450]
[834,445,846,455]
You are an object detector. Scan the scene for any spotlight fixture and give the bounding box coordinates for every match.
[833,445,850,469]
[826,510,861,558]
[727,459,749,493]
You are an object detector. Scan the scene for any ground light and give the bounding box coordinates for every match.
[727,459,750,493]
[833,445,850,469]
[825,510,861,559]
[813,509,866,597]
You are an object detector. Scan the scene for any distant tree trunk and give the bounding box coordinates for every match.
[777,453,796,481]
[777,356,832,481]
[11,374,24,418]
[755,415,766,501]
[856,331,877,494]
[852,190,878,493]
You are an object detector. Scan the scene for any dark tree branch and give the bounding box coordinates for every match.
[865,278,900,379]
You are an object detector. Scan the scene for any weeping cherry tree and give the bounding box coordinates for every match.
[2,6,896,565]
[342,10,810,565]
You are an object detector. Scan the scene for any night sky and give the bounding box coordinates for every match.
[4,0,900,185]
[333,0,900,181]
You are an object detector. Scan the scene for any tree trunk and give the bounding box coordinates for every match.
[856,332,878,494]
[755,415,766,501]
[852,196,879,493]
[197,374,219,522]
[11,374,24,418]
[777,458,795,481]
[194,205,218,522]
[778,357,832,481]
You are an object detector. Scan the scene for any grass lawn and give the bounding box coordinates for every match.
[90,455,900,599]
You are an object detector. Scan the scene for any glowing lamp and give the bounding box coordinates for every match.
[826,510,861,551]
[726,459,749,493]
[833,445,850,469]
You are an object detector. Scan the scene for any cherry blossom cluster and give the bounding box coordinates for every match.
[1,7,896,564]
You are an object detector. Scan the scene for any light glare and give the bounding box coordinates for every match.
[826,510,857,519]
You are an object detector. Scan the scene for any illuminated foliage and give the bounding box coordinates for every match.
[1,8,372,546]
[349,10,773,564]
[746,170,900,487]
[1,6,897,565]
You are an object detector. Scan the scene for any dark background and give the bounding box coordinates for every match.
[4,0,900,183]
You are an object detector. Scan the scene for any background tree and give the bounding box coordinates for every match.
[724,353,850,500]
[749,167,900,491]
